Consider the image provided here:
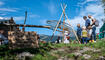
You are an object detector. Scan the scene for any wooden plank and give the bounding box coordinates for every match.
[6,24,51,28]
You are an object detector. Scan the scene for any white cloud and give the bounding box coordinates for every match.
[39,19,47,25]
[0,1,4,6]
[29,14,40,18]
[0,17,9,20]
[0,13,6,16]
[47,1,57,15]
[0,8,18,12]
[86,5,104,14]
[0,1,18,13]
[78,0,98,5]
[0,17,4,19]
[13,14,40,21]
[66,17,85,28]
[67,4,104,33]
[14,16,24,21]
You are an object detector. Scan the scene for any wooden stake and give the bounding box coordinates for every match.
[62,4,66,42]
[23,11,27,31]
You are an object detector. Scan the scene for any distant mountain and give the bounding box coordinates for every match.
[39,34,59,42]
[39,34,76,42]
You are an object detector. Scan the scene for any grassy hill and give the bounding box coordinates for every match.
[0,39,105,60]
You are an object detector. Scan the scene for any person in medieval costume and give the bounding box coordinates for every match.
[64,31,69,43]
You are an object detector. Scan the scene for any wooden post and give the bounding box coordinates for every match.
[23,11,27,32]
[62,4,65,42]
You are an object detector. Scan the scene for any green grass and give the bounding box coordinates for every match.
[67,53,75,58]
[1,39,105,60]
[32,53,57,60]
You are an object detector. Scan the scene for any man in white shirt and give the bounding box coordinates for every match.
[88,15,96,42]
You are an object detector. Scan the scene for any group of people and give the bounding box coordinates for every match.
[77,15,98,44]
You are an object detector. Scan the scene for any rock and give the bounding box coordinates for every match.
[16,52,34,60]
[58,58,63,60]
[93,49,101,53]
[83,47,94,51]
[79,50,85,54]
[74,52,82,57]
[57,48,65,52]
[98,56,105,60]
[58,57,64,60]
[64,56,69,60]
[83,54,91,59]
[79,47,93,54]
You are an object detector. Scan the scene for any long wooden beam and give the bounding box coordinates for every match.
[6,24,51,28]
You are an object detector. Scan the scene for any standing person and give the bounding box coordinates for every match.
[64,31,69,43]
[77,23,82,43]
[56,36,61,43]
[88,15,96,42]
[82,26,88,44]
[83,16,90,29]
[83,16,91,43]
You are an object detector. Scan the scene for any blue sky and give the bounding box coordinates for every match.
[0,0,104,35]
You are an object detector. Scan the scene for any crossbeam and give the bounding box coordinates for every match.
[6,24,51,28]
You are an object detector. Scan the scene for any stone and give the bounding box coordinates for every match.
[16,52,34,60]
[93,49,101,53]
[74,52,82,57]
[83,54,91,59]
[98,56,105,60]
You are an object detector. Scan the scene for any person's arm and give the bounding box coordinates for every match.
[92,19,96,25]
[85,21,88,27]
[91,17,96,25]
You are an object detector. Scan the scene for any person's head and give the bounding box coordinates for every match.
[77,23,80,28]
[82,26,86,30]
[83,16,87,20]
[88,15,92,19]
[0,30,4,34]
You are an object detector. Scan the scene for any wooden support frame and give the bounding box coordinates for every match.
[61,4,81,44]
[50,5,67,41]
